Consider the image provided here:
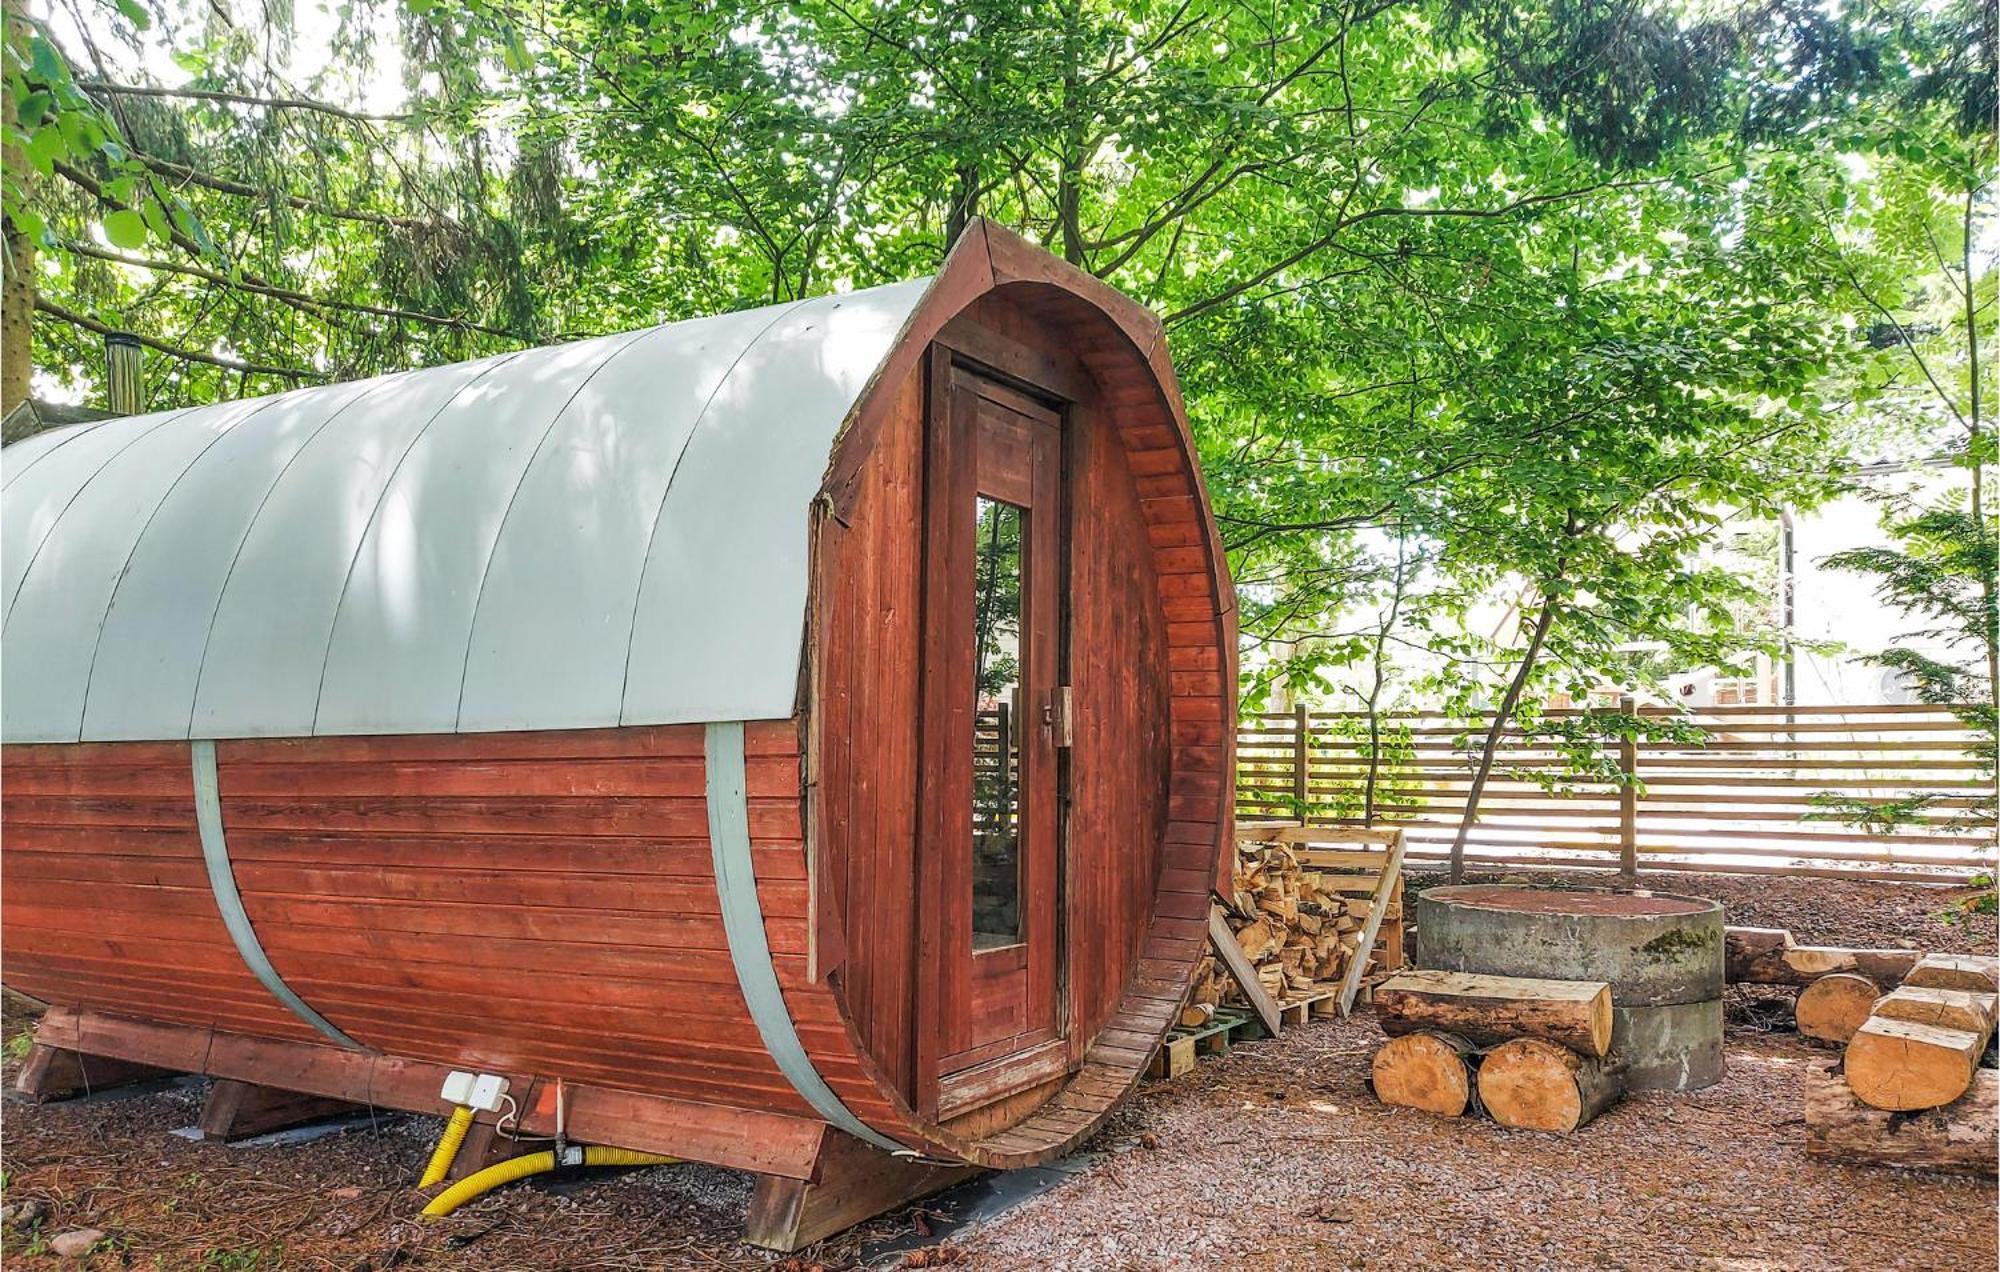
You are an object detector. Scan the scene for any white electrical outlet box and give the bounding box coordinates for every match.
[439,1071,510,1112]
[468,1073,510,1112]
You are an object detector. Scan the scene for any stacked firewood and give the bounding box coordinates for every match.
[1805,953,1999,1176]
[1366,970,1625,1133]
[1178,840,1393,1028]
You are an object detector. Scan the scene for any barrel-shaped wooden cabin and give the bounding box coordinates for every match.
[0,222,1233,1245]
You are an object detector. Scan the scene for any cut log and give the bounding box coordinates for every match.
[1903,953,2000,995]
[1872,986,1999,1037]
[1844,1015,1990,1111]
[1723,926,1793,981]
[1374,970,1613,1057]
[1794,973,1882,1045]
[1370,1032,1475,1117]
[1723,927,1921,987]
[1805,1063,1997,1176]
[1476,1038,1624,1133]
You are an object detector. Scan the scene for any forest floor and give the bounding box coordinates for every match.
[2,869,1993,1271]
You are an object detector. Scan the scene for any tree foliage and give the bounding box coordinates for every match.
[2,0,1990,827]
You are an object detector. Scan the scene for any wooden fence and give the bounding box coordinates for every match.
[1236,702,1996,883]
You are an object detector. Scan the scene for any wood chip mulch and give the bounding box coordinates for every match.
[3,873,1993,1270]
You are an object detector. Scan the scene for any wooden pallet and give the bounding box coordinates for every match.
[1275,989,1343,1029]
[1148,1008,1262,1080]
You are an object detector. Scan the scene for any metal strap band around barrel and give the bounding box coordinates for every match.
[191,739,367,1051]
[704,721,910,1155]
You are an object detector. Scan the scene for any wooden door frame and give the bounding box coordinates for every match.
[913,336,1076,1124]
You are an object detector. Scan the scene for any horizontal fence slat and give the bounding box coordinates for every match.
[1237,702,1995,883]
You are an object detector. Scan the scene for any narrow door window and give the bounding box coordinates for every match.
[971,495,1025,950]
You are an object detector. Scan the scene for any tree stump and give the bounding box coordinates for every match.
[1476,1037,1623,1133]
[1795,973,1881,1045]
[1370,1032,1475,1117]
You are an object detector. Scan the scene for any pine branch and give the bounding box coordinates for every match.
[35,296,316,380]
[138,155,445,230]
[78,79,416,123]
[63,239,522,340]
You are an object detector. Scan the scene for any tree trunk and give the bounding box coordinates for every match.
[2,13,34,416]
[1361,531,1408,826]
[1805,1062,1996,1176]
[1476,1037,1623,1133]
[1448,597,1558,883]
[1844,1014,1992,1111]
[1794,973,1881,1045]
[1374,970,1612,1056]
[1964,189,1997,708]
[1370,1031,1475,1117]
[945,162,980,247]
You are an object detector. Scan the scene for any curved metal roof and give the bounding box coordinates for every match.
[1,278,930,742]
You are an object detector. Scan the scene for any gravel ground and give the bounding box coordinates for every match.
[2,874,1993,1270]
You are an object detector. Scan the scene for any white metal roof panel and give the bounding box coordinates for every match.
[623,281,927,724]
[80,376,387,741]
[1,275,931,742]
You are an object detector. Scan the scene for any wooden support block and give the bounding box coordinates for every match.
[447,1117,531,1181]
[1310,995,1341,1019]
[1872,986,1999,1037]
[1794,973,1882,1046]
[1477,1038,1624,1133]
[198,1080,362,1142]
[1805,1062,1997,1176]
[743,1130,978,1253]
[1903,954,2000,995]
[1845,1015,1990,1111]
[1374,970,1613,1057]
[13,1043,172,1102]
[1149,1035,1198,1080]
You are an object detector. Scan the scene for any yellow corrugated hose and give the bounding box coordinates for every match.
[420,1147,679,1218]
[419,1105,476,1188]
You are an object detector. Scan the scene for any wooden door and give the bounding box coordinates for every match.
[916,349,1069,1123]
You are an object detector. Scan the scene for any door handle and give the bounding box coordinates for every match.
[1045,686,1074,749]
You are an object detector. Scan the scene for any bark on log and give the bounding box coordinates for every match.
[1370,1032,1475,1117]
[1374,970,1612,1057]
[1723,926,1793,981]
[1805,1062,1997,1176]
[1903,954,2000,995]
[1723,927,1921,987]
[1795,973,1882,1045]
[1845,1015,1992,1111]
[1872,986,1999,1037]
[1477,1037,1623,1133]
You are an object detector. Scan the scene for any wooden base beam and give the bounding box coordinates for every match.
[743,1129,979,1253]
[198,1079,363,1141]
[14,1042,172,1102]
[29,1007,830,1179]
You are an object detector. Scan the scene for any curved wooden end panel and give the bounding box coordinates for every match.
[807,220,1234,1168]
